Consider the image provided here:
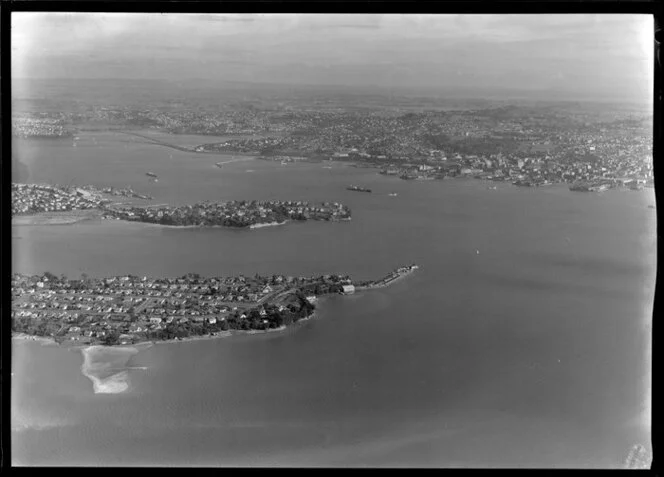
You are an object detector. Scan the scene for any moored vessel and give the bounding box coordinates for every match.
[347,185,372,193]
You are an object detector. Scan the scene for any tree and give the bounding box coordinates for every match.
[102,331,120,346]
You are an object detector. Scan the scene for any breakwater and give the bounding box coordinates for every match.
[354,265,419,291]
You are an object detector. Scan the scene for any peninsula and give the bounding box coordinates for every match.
[12,183,352,228]
[11,265,419,346]
[101,200,351,227]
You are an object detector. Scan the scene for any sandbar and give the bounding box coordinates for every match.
[81,344,150,394]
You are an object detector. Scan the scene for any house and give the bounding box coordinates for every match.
[207,317,217,324]
[341,284,355,295]
[262,285,272,294]
[305,295,317,304]
[149,317,162,324]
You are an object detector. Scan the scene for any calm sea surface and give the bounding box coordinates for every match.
[11,132,655,467]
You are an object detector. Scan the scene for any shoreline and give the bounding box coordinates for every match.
[12,333,57,345]
[12,210,102,226]
[212,156,257,164]
[12,312,317,351]
[249,221,288,229]
[131,221,288,230]
[151,331,233,345]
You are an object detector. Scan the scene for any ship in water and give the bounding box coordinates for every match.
[347,185,372,193]
[388,193,398,197]
[215,162,224,168]
[146,172,158,178]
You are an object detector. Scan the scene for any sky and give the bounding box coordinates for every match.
[11,13,654,102]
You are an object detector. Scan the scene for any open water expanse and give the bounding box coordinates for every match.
[11,131,655,467]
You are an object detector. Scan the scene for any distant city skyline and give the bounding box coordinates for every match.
[12,13,654,103]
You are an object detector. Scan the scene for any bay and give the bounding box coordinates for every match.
[11,132,655,467]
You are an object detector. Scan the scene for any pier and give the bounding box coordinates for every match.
[354,264,419,290]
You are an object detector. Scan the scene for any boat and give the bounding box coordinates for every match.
[215,162,224,168]
[388,193,398,197]
[347,185,372,193]
[648,205,655,209]
[146,172,158,178]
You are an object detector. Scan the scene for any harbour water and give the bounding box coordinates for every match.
[11,132,655,467]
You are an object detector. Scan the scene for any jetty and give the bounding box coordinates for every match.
[354,264,419,291]
[119,131,197,153]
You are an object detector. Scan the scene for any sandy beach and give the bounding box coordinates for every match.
[125,220,289,230]
[152,331,233,345]
[81,344,149,394]
[233,325,288,335]
[249,221,288,229]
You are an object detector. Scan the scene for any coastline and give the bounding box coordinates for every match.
[233,325,288,335]
[12,333,57,345]
[152,331,233,345]
[249,221,288,229]
[12,210,102,226]
[213,156,256,164]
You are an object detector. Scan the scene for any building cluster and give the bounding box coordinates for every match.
[97,186,153,200]
[11,183,104,215]
[12,116,73,138]
[375,142,653,190]
[13,104,653,192]
[10,271,357,345]
[102,200,352,227]
[11,183,153,216]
